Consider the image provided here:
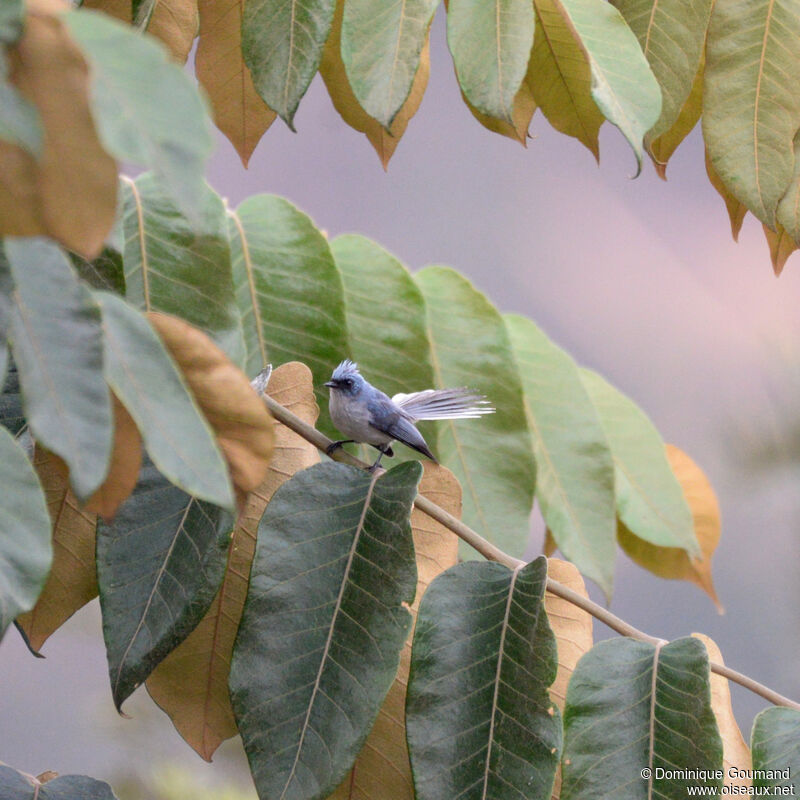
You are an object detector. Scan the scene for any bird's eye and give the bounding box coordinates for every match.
[342,379,352,388]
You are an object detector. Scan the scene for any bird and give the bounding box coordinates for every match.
[324,359,494,470]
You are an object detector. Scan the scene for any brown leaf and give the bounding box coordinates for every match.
[545,557,593,800]
[463,79,536,146]
[35,771,58,784]
[763,223,797,276]
[195,0,275,166]
[329,463,461,800]
[320,0,429,169]
[692,633,752,790]
[0,0,118,258]
[618,444,723,611]
[85,393,143,520]
[16,446,98,652]
[146,362,319,760]
[147,312,275,497]
[705,148,747,242]
[543,528,557,557]
[83,0,198,63]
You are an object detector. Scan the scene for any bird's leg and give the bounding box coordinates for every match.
[325,439,355,456]
[368,444,392,472]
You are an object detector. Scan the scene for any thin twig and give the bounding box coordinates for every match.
[257,379,800,712]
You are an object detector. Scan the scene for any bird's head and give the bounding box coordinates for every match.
[325,360,365,397]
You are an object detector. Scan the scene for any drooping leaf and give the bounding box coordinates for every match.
[703,0,800,228]
[544,558,593,800]
[230,461,421,800]
[648,59,703,178]
[242,0,336,128]
[705,148,748,241]
[341,0,438,127]
[506,314,616,597]
[751,708,800,792]
[554,0,662,172]
[618,444,722,609]
[580,368,699,555]
[120,172,245,365]
[70,246,126,294]
[146,362,320,761]
[529,0,602,158]
[227,194,349,436]
[610,0,711,146]
[96,292,234,510]
[321,0,430,166]
[332,234,436,459]
[148,311,275,500]
[0,426,51,638]
[406,557,561,800]
[774,133,800,272]
[97,456,234,711]
[1,1,117,257]
[447,0,535,125]
[415,266,536,559]
[0,766,119,800]
[0,55,43,156]
[330,463,461,800]
[5,237,113,501]
[462,77,536,145]
[64,8,214,224]
[15,447,98,653]
[561,637,723,798]
[195,0,275,166]
[763,222,797,276]
[691,634,752,792]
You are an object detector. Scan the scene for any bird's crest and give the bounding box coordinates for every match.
[331,359,361,382]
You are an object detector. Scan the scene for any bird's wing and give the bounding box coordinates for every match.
[391,388,494,421]
[366,394,437,461]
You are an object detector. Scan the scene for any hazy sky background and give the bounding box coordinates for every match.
[3,11,800,794]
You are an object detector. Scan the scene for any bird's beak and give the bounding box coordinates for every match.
[324,380,336,388]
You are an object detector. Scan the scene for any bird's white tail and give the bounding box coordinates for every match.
[392,388,494,421]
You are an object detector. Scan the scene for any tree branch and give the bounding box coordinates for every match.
[255,372,800,712]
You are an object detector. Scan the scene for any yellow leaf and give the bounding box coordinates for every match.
[195,0,275,166]
[544,557,593,800]
[649,58,703,179]
[462,79,536,146]
[16,446,98,652]
[705,147,747,242]
[85,393,143,520]
[763,223,797,276]
[329,463,461,799]
[147,312,275,498]
[320,0,429,169]
[618,444,722,611]
[146,362,319,760]
[692,634,752,791]
[529,0,602,158]
[543,528,557,557]
[0,0,118,258]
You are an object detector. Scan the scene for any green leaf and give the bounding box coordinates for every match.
[0,766,119,800]
[95,291,234,510]
[341,0,439,127]
[556,0,662,173]
[242,0,336,128]
[5,237,112,501]
[97,456,233,711]
[70,247,125,295]
[505,314,616,598]
[63,9,214,224]
[610,0,712,143]
[415,266,536,559]
[703,0,800,228]
[331,234,436,458]
[561,637,723,799]
[227,194,349,436]
[406,557,561,799]
[0,358,24,438]
[580,369,699,555]
[0,55,43,156]
[121,173,245,366]
[447,0,535,124]
[0,425,51,639]
[777,133,800,243]
[0,0,23,43]
[530,0,604,159]
[230,461,421,800]
[751,708,800,792]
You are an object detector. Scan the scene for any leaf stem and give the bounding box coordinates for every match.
[256,374,800,712]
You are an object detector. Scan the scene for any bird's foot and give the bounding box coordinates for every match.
[325,439,354,456]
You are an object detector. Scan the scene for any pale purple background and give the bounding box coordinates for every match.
[3,13,800,794]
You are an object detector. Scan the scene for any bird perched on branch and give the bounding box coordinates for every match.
[325,360,494,470]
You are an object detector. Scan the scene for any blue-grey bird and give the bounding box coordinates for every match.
[324,360,494,470]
